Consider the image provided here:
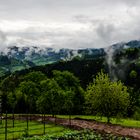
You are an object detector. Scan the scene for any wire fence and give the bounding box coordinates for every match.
[0,113,66,140]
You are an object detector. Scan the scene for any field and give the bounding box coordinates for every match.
[0,119,75,140]
[0,114,138,140]
[0,114,139,139]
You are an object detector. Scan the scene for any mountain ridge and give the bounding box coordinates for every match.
[0,40,140,76]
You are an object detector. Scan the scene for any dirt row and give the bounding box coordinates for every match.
[46,117,140,140]
[11,115,140,140]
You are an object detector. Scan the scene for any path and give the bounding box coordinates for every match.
[46,117,140,140]
[11,115,140,140]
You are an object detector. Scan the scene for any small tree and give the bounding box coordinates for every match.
[7,92,17,127]
[53,70,85,114]
[63,90,74,126]
[86,71,130,123]
[19,81,40,113]
[36,79,63,118]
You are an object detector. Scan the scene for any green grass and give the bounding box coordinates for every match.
[56,115,140,128]
[0,119,75,140]
[11,65,26,72]
[0,115,137,140]
[0,114,139,139]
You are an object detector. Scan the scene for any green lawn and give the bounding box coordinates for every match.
[57,115,140,128]
[0,119,75,140]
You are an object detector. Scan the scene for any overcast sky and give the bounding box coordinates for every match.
[0,0,140,50]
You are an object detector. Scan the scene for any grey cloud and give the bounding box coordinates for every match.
[0,30,7,51]
[122,0,140,6]
[0,0,140,50]
[0,30,6,43]
[0,0,134,21]
[96,23,115,43]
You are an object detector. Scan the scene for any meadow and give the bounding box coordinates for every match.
[0,119,74,140]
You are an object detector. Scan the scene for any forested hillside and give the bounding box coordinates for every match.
[1,46,140,119]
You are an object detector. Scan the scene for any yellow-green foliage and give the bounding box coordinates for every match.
[86,71,130,122]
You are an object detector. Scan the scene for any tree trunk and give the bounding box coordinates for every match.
[42,114,43,123]
[0,112,2,124]
[107,117,110,123]
[43,113,45,134]
[69,115,71,126]
[54,115,57,125]
[26,110,29,130]
[12,110,14,128]
[5,111,7,140]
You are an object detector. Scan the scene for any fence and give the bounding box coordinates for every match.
[0,113,66,140]
[0,93,2,124]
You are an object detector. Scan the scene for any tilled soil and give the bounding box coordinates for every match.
[45,117,140,140]
[11,115,140,140]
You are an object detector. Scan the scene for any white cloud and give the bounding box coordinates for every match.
[0,0,140,50]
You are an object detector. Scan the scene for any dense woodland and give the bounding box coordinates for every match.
[0,47,140,122]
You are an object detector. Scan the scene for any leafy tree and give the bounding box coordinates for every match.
[0,75,18,93]
[53,70,85,114]
[53,70,80,89]
[63,90,74,125]
[128,88,140,116]
[0,91,8,113]
[36,79,63,116]
[0,75,19,112]
[7,92,17,127]
[126,48,139,59]
[15,90,27,113]
[7,92,17,112]
[23,71,46,84]
[129,70,137,79]
[86,71,130,123]
[19,81,39,113]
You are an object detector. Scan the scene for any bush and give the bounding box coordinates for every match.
[20,130,131,140]
[133,107,140,120]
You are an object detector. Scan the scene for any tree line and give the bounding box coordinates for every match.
[0,71,84,115]
[0,70,135,123]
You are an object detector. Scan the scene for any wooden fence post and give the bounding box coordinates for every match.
[26,111,29,130]
[0,93,2,124]
[12,110,14,128]
[43,113,45,135]
[5,111,7,140]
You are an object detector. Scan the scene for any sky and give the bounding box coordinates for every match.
[0,0,140,50]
